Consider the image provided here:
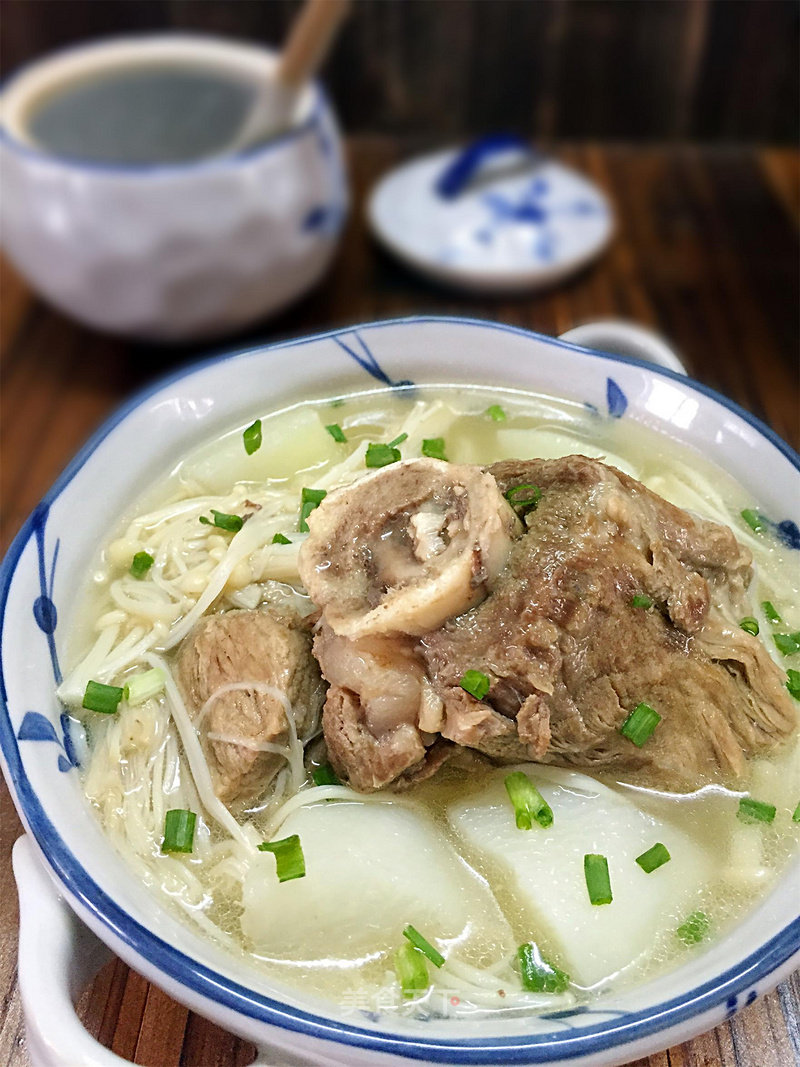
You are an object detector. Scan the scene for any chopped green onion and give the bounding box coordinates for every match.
[421,437,447,461]
[124,668,165,706]
[365,442,401,468]
[792,801,800,822]
[504,483,541,512]
[786,669,800,700]
[299,487,327,532]
[312,763,341,786]
[737,797,777,824]
[394,942,429,998]
[741,509,767,534]
[459,669,491,700]
[584,854,613,905]
[130,551,154,579]
[388,433,408,448]
[631,594,653,609]
[258,834,306,882]
[739,617,760,636]
[403,924,445,967]
[243,419,262,455]
[325,423,347,443]
[762,601,782,624]
[487,404,506,422]
[272,532,292,545]
[161,809,196,853]
[199,509,243,533]
[517,942,570,993]
[504,771,553,830]
[677,910,709,945]
[635,842,671,873]
[82,680,124,715]
[619,702,661,747]
[774,632,800,656]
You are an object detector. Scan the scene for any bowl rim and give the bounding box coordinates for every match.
[0,31,331,177]
[1,314,798,1063]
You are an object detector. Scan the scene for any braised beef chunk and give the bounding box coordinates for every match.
[420,456,795,787]
[177,609,325,804]
[307,454,795,793]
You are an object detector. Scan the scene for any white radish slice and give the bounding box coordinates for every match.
[447,766,713,987]
[241,798,514,968]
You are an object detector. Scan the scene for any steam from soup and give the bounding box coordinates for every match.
[59,386,800,1016]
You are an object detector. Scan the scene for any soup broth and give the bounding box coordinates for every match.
[26,65,255,165]
[59,385,800,1018]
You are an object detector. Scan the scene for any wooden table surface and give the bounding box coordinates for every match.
[1,139,798,1067]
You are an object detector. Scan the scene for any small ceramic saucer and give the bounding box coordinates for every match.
[368,134,614,293]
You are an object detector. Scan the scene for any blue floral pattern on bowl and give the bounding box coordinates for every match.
[16,503,77,772]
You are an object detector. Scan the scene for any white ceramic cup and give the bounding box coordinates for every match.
[0,35,348,341]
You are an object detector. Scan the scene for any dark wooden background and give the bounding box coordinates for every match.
[2,0,799,144]
[2,1,800,1065]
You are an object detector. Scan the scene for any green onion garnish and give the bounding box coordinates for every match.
[199,509,243,533]
[677,910,709,945]
[619,702,661,747]
[258,834,306,882]
[762,601,782,624]
[504,771,554,829]
[130,551,154,579]
[394,942,429,998]
[739,617,760,636]
[737,797,777,824]
[388,433,408,448]
[631,594,653,609]
[312,763,341,786]
[741,509,767,533]
[774,632,800,656]
[487,404,506,422]
[325,423,347,443]
[635,842,671,873]
[787,669,800,700]
[272,532,292,545]
[517,942,570,993]
[584,854,613,905]
[403,924,445,967]
[82,680,124,715]
[504,483,541,512]
[243,419,262,455]
[422,437,447,461]
[792,801,800,822]
[161,809,196,854]
[459,669,490,700]
[299,487,327,532]
[123,668,165,706]
[365,442,401,468]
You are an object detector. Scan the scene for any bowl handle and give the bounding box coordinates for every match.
[12,834,130,1067]
[558,320,688,376]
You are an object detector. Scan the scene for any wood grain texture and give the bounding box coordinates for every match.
[0,142,798,1066]
[1,0,798,143]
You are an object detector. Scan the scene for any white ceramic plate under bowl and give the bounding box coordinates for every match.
[1,317,798,1067]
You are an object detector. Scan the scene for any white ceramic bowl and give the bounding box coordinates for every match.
[0,36,348,341]
[1,317,798,1067]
